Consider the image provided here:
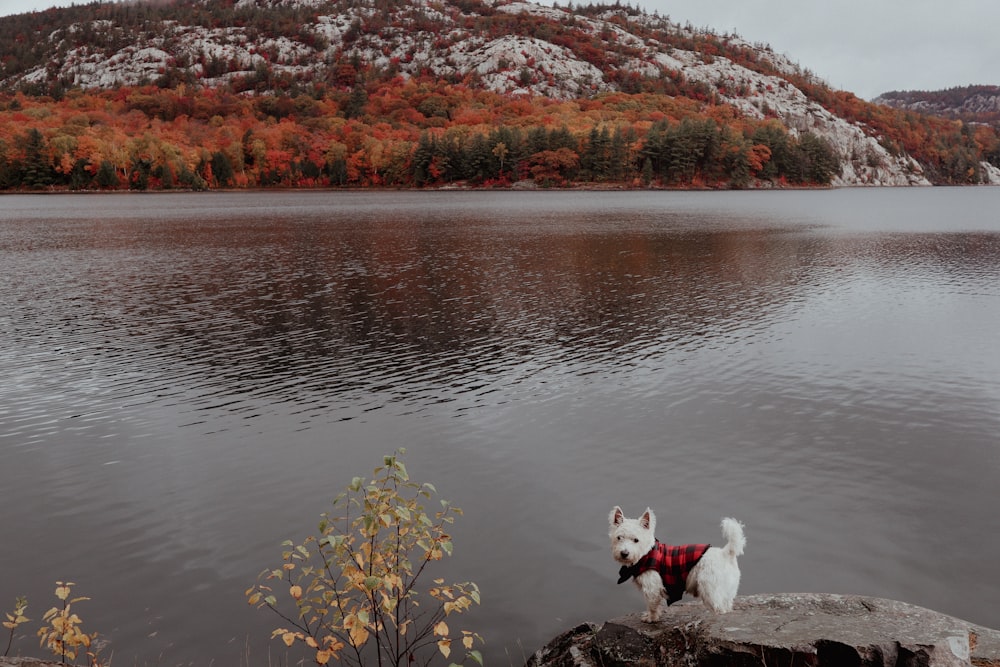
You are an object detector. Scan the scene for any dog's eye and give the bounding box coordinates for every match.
[633,538,639,543]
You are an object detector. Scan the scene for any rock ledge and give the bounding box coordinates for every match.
[526,593,1000,667]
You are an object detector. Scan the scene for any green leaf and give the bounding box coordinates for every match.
[470,649,484,665]
[441,541,453,556]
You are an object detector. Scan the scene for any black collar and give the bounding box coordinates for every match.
[616,540,658,584]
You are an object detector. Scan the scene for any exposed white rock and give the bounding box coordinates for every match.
[653,45,931,185]
[981,161,1000,185]
[466,36,608,98]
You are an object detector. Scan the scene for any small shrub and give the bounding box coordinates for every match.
[3,596,30,656]
[36,582,104,666]
[247,450,483,666]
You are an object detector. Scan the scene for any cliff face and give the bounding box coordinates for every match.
[526,593,1000,667]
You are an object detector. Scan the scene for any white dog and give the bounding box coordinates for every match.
[609,507,745,621]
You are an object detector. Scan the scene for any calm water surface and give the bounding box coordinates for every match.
[1,189,999,665]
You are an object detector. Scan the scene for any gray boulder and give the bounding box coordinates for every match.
[526,593,1000,667]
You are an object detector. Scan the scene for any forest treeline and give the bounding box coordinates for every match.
[1,80,848,191]
[2,76,999,191]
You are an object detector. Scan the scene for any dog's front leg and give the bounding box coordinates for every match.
[635,571,664,622]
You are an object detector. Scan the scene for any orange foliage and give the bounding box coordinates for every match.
[1,74,995,191]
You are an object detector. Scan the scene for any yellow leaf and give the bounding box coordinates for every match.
[289,585,302,600]
[305,636,318,649]
[437,639,451,658]
[463,635,474,650]
[282,632,296,647]
[348,625,369,647]
[433,620,448,637]
[55,586,71,601]
[315,649,331,665]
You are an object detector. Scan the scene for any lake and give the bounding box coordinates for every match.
[1,188,998,665]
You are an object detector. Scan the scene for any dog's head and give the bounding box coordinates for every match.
[608,506,656,566]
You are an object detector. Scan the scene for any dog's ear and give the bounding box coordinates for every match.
[609,506,624,526]
[640,508,655,531]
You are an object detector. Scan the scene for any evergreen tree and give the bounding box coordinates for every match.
[464,134,492,182]
[130,156,153,190]
[96,160,119,189]
[795,133,840,184]
[412,131,436,185]
[641,156,654,186]
[751,122,791,180]
[344,82,368,119]
[608,127,628,181]
[22,128,53,189]
[69,158,93,190]
[211,150,235,186]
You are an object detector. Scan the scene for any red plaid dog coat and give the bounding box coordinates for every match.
[617,540,710,605]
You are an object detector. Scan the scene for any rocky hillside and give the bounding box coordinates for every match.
[1,0,998,188]
[874,85,1000,124]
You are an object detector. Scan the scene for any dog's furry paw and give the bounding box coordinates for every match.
[640,611,660,623]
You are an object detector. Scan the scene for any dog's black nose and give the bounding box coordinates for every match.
[620,550,629,558]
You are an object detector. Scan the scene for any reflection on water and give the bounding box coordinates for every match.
[1,189,999,665]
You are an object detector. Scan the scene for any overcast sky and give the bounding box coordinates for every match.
[2,0,998,100]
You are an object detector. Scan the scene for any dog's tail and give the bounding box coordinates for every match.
[720,517,746,559]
